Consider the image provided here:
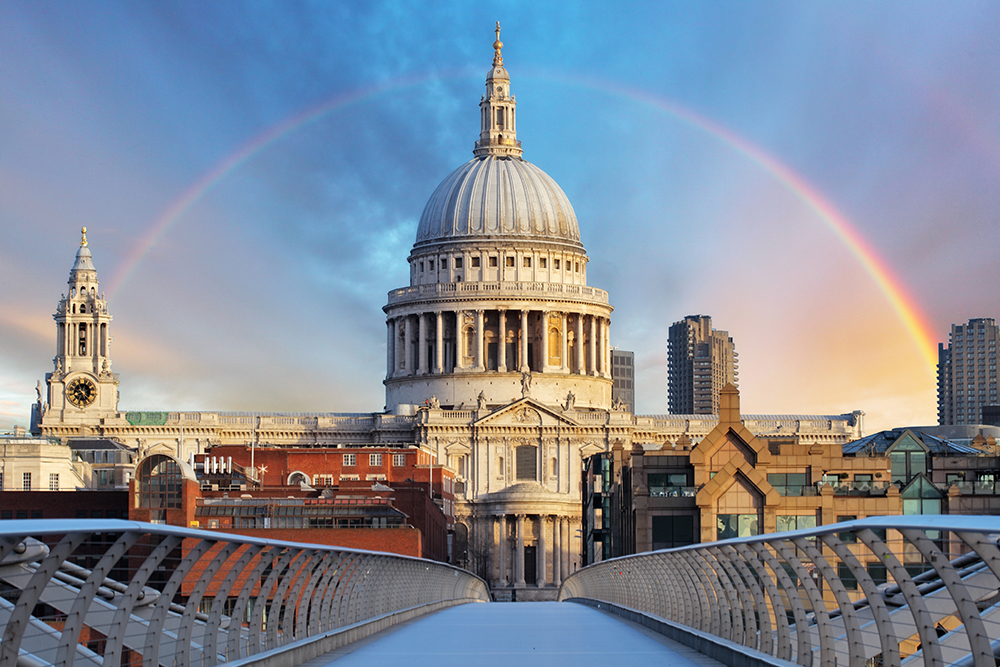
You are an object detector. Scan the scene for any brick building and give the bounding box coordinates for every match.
[129,443,454,561]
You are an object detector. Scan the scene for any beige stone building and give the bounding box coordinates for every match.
[31,27,865,599]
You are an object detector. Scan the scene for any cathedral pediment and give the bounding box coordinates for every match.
[474,398,580,428]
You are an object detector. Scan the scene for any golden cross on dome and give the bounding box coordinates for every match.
[81,227,88,247]
[492,21,503,67]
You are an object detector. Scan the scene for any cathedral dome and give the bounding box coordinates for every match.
[414,155,581,247]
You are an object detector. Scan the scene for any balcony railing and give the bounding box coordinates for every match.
[386,280,610,305]
[649,486,698,498]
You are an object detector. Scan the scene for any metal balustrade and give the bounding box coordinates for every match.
[559,516,1000,667]
[0,520,489,667]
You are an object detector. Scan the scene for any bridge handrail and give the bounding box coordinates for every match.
[0,519,489,667]
[560,515,1000,667]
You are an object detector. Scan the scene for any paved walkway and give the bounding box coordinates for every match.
[305,601,725,666]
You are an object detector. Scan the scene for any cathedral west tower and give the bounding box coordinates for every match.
[34,228,120,435]
[384,23,615,412]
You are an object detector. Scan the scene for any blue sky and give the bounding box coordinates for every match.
[2,2,998,433]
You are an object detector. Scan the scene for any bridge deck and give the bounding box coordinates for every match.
[306,601,725,666]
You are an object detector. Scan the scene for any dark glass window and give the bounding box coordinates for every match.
[839,562,858,590]
[651,515,695,550]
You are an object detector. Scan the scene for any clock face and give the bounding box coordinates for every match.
[66,377,97,408]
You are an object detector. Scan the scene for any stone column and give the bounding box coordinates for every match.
[475,309,485,372]
[603,318,611,378]
[498,515,507,587]
[456,310,466,370]
[386,319,394,379]
[393,318,403,377]
[552,515,562,587]
[588,316,597,376]
[498,309,507,373]
[515,514,526,586]
[404,315,414,376]
[435,311,443,374]
[520,309,529,371]
[537,515,547,587]
[560,313,568,371]
[561,517,570,578]
[417,313,428,375]
[540,311,549,371]
[575,315,584,374]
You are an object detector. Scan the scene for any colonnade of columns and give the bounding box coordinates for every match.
[57,321,109,363]
[494,513,576,589]
[386,308,610,380]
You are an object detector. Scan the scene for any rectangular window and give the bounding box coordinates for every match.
[651,515,695,550]
[22,472,31,491]
[838,562,858,590]
[343,453,356,467]
[837,515,857,542]
[440,259,447,269]
[523,257,531,267]
[49,473,59,491]
[454,257,463,268]
[471,257,480,268]
[428,259,434,270]
[505,256,515,268]
[776,514,817,532]
[539,258,547,268]
[575,262,580,272]
[419,261,424,272]
[868,562,888,585]
[489,256,498,267]
[718,514,759,540]
[554,259,561,270]
[496,108,504,129]
[392,453,406,467]
[369,453,383,467]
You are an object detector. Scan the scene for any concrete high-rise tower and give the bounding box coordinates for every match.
[667,315,737,415]
[937,318,1000,425]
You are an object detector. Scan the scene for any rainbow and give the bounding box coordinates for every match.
[108,70,939,375]
[106,69,473,301]
[553,74,939,374]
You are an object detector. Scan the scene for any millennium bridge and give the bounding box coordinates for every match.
[2,517,999,667]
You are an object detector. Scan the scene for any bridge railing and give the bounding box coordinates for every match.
[0,520,489,667]
[560,516,1000,667]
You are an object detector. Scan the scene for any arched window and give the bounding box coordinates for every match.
[135,454,183,512]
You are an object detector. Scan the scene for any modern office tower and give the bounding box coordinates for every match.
[667,315,738,415]
[937,318,1000,425]
[611,350,635,413]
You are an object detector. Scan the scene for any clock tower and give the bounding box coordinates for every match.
[35,228,120,434]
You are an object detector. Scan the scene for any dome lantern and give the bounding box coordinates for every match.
[474,22,522,159]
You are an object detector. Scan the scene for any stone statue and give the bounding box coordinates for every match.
[477,391,487,410]
[612,397,627,412]
[54,358,63,377]
[36,380,43,403]
[521,371,532,397]
[564,391,576,411]
[428,395,440,409]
